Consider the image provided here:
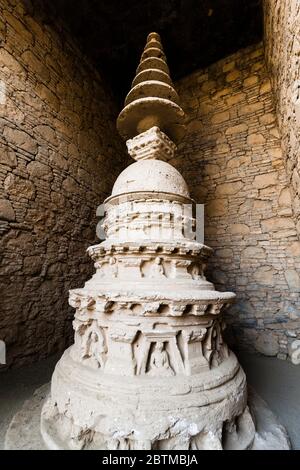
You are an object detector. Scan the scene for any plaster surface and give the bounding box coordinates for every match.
[1,353,297,449]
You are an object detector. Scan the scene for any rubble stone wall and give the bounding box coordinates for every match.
[264,0,300,234]
[0,0,126,368]
[174,43,300,359]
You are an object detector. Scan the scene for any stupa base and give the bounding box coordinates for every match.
[36,348,254,450]
[4,380,290,450]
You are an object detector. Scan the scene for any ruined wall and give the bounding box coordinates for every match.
[264,0,300,234]
[174,43,300,359]
[0,0,126,368]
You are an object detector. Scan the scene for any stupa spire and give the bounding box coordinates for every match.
[117,32,186,144]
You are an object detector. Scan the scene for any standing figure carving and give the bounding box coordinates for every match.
[83,326,106,369]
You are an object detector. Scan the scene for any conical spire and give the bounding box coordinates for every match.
[117,32,186,144]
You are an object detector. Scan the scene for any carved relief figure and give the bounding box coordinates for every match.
[190,263,201,280]
[150,257,165,278]
[109,256,118,278]
[94,258,106,275]
[147,341,174,376]
[188,262,206,280]
[203,320,228,368]
[82,326,107,369]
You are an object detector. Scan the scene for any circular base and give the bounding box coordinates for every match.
[4,384,290,450]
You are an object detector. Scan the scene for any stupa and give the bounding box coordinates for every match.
[30,33,289,450]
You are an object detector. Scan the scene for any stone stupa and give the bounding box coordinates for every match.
[5,32,290,451]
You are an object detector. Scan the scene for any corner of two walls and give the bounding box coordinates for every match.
[173,42,300,360]
[1,0,299,368]
[263,0,300,232]
[0,0,127,368]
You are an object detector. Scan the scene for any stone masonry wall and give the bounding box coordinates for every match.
[0,0,127,368]
[174,43,300,359]
[264,0,300,234]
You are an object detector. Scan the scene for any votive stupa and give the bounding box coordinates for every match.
[38,33,288,450]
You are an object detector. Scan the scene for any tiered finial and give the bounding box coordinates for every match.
[117,32,186,144]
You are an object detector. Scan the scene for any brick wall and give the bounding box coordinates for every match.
[0,0,127,368]
[173,43,300,359]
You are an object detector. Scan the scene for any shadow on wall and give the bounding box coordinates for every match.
[173,42,300,361]
[0,1,127,369]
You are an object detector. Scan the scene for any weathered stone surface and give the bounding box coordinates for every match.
[287,241,300,257]
[242,246,265,258]
[37,32,262,452]
[255,332,279,356]
[278,188,292,206]
[261,217,295,232]
[226,93,246,106]
[243,75,259,87]
[27,161,52,180]
[5,384,290,450]
[211,111,230,124]
[253,266,275,286]
[0,1,127,369]
[176,42,300,360]
[225,123,248,135]
[253,172,277,189]
[216,181,243,195]
[284,270,300,290]
[3,127,38,155]
[0,198,15,221]
[229,224,250,235]
[247,133,266,145]
[264,0,300,239]
[226,69,241,82]
[206,199,228,216]
[4,174,35,200]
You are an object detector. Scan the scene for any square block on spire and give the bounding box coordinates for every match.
[126,126,176,162]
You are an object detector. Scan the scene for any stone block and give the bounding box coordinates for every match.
[239,102,264,115]
[27,161,53,180]
[284,269,300,290]
[211,111,230,124]
[222,61,235,73]
[243,76,259,87]
[287,241,300,257]
[228,224,250,235]
[225,123,248,135]
[255,332,279,356]
[206,198,228,216]
[0,198,15,221]
[226,70,241,82]
[216,181,243,195]
[261,217,295,232]
[259,113,276,125]
[242,246,265,258]
[278,187,292,206]
[247,133,266,145]
[3,127,38,155]
[259,80,271,94]
[226,93,246,106]
[4,174,36,200]
[253,172,277,189]
[253,266,275,286]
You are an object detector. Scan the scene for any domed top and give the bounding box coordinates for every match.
[111,160,190,198]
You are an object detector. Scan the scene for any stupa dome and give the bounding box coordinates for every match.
[111,159,190,198]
